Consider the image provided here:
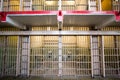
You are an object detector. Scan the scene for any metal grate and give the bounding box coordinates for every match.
[32,0,44,11]
[62,0,88,10]
[0,36,18,76]
[23,0,32,11]
[112,0,120,11]
[89,0,97,11]
[104,36,120,76]
[3,0,20,11]
[76,36,91,76]
[29,35,91,77]
[30,36,59,76]
[22,0,58,11]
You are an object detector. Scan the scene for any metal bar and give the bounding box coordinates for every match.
[90,36,94,77]
[88,0,91,10]
[58,35,62,76]
[58,0,61,10]
[20,0,23,11]
[16,36,21,76]
[27,36,30,76]
[101,36,105,77]
[98,0,102,11]
[0,31,120,36]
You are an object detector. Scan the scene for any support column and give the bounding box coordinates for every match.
[58,35,62,76]
[91,35,100,77]
[16,36,22,76]
[100,36,105,77]
[20,36,30,76]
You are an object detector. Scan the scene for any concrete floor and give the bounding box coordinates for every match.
[0,76,120,80]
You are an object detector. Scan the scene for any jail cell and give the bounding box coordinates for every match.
[112,0,120,11]
[104,36,120,76]
[30,36,59,76]
[62,0,75,10]
[76,0,88,10]
[62,36,76,76]
[89,0,97,11]
[0,36,18,76]
[23,0,32,11]
[32,0,44,10]
[3,0,20,11]
[45,0,58,11]
[76,36,91,76]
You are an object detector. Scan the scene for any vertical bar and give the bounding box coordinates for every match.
[98,0,102,11]
[58,35,62,76]
[101,36,105,77]
[16,36,21,76]
[30,0,32,11]
[27,36,30,76]
[20,0,23,11]
[58,0,61,10]
[90,36,94,77]
[88,0,91,10]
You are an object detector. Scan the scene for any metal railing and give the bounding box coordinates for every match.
[0,0,103,11]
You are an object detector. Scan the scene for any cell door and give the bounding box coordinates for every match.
[3,0,20,11]
[23,0,32,11]
[30,36,59,76]
[62,36,91,76]
[30,35,91,77]
[0,36,18,76]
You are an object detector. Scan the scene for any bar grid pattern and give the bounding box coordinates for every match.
[0,36,18,76]
[0,35,120,77]
[30,36,59,76]
[112,0,120,11]
[104,36,120,76]
[3,0,20,11]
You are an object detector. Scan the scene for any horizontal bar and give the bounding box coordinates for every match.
[0,31,120,36]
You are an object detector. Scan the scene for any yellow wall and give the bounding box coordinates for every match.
[102,0,112,11]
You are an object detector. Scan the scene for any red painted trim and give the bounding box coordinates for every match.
[0,11,120,22]
[0,11,58,21]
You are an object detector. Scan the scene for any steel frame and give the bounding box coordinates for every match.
[0,31,120,36]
